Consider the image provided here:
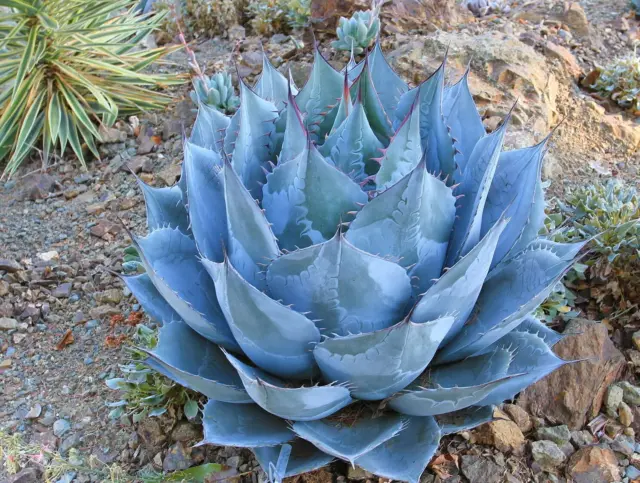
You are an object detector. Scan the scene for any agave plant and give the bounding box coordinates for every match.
[0,0,183,179]
[190,72,240,113]
[332,8,381,54]
[117,40,584,482]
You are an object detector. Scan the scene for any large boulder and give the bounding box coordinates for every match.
[517,319,625,430]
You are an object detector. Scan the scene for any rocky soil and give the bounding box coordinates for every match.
[1,0,640,482]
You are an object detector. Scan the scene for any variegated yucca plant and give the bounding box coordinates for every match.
[117,41,584,482]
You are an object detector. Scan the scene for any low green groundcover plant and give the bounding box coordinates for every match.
[0,0,183,179]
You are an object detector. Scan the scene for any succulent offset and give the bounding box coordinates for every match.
[332,10,380,54]
[117,41,585,482]
[190,72,240,113]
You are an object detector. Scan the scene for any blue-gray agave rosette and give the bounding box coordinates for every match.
[118,42,584,483]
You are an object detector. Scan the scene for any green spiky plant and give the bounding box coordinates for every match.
[115,34,585,482]
[332,4,381,54]
[246,0,311,35]
[0,0,185,179]
[189,72,240,114]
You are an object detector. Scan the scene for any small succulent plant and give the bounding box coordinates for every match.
[591,51,640,112]
[332,9,381,54]
[247,0,311,35]
[117,38,583,482]
[190,72,240,114]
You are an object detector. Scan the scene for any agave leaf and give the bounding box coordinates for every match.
[183,141,227,262]
[224,352,353,421]
[253,441,334,478]
[347,160,455,296]
[354,416,440,483]
[529,238,588,261]
[203,258,320,380]
[349,53,393,144]
[369,41,408,115]
[412,218,507,344]
[141,321,251,403]
[319,93,384,183]
[389,349,513,416]
[254,51,292,110]
[131,227,239,351]
[445,119,509,267]
[231,81,278,200]
[295,45,343,143]
[436,246,574,363]
[279,86,308,164]
[375,99,422,191]
[190,103,230,154]
[291,414,406,465]
[223,160,279,290]
[481,139,548,267]
[473,331,568,406]
[119,273,179,324]
[437,405,495,435]
[442,69,485,175]
[512,314,564,347]
[341,48,364,82]
[136,178,190,235]
[314,316,455,400]
[267,232,413,336]
[223,108,240,157]
[328,71,353,135]
[262,144,368,251]
[394,61,455,181]
[199,400,294,447]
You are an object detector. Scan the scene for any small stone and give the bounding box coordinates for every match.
[632,332,640,351]
[99,125,127,144]
[157,163,182,187]
[59,434,80,455]
[535,425,571,445]
[567,446,621,482]
[620,402,634,427]
[52,283,72,298]
[89,305,120,319]
[89,220,121,239]
[228,25,245,42]
[627,465,640,479]
[127,155,154,174]
[163,442,193,472]
[226,455,242,468]
[95,288,122,304]
[471,418,525,454]
[503,404,533,432]
[0,281,8,296]
[0,359,11,369]
[460,455,504,483]
[37,250,59,262]
[13,333,26,344]
[6,467,42,483]
[612,434,636,457]
[571,430,595,447]
[86,320,99,329]
[605,384,624,417]
[53,419,71,437]
[170,421,202,442]
[0,258,21,273]
[25,404,42,419]
[347,467,376,480]
[0,317,18,330]
[619,382,640,406]
[531,440,566,470]
[83,357,93,365]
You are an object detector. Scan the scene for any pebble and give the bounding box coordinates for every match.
[59,434,81,454]
[531,440,566,469]
[84,357,93,365]
[0,258,21,273]
[627,466,640,479]
[86,320,99,329]
[619,382,640,406]
[0,317,18,330]
[535,425,571,445]
[52,283,72,298]
[619,401,634,427]
[53,419,71,437]
[605,384,624,417]
[25,403,42,419]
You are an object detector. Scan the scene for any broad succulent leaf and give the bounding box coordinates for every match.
[395,61,455,180]
[120,40,583,483]
[347,160,456,295]
[295,45,343,143]
[203,258,320,379]
[313,316,454,400]
[224,351,353,421]
[267,232,413,336]
[142,321,251,402]
[183,141,227,261]
[231,81,278,200]
[136,179,189,235]
[253,441,334,478]
[200,400,293,447]
[131,227,238,351]
[445,119,509,267]
[319,93,384,183]
[190,102,230,154]
[442,69,485,173]
[354,416,439,483]
[291,414,406,465]
[262,144,368,251]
